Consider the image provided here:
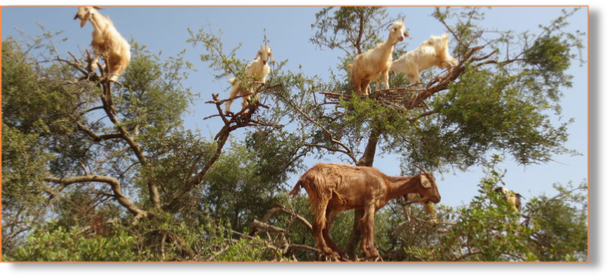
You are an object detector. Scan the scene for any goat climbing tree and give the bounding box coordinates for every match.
[2,6,586,262]
[288,6,585,260]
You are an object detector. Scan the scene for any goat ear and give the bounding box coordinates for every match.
[254,49,261,60]
[93,6,102,10]
[420,175,432,189]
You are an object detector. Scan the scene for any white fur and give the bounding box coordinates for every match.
[351,21,407,95]
[225,45,273,113]
[75,6,131,82]
[494,186,523,214]
[390,34,457,86]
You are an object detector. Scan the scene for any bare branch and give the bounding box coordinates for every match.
[250,220,286,234]
[44,175,148,224]
[276,91,358,164]
[164,91,273,212]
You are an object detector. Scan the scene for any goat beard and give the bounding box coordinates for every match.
[80,18,88,28]
[422,202,436,215]
[74,15,88,28]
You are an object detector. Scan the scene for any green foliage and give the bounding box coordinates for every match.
[401,156,587,261]
[525,181,588,261]
[202,141,280,231]
[310,7,399,55]
[1,123,54,254]
[525,36,571,74]
[2,40,86,133]
[5,226,139,262]
[2,7,586,262]
[2,38,88,254]
[429,66,577,166]
[120,41,195,135]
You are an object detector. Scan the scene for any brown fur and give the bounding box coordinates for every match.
[289,163,441,261]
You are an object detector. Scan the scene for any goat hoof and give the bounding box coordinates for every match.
[339,255,351,262]
[323,254,341,262]
[364,256,382,262]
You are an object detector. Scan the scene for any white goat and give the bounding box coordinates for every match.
[351,21,408,95]
[390,34,457,86]
[74,6,131,82]
[225,45,273,114]
[494,186,523,214]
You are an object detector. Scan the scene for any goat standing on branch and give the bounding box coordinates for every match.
[74,6,131,82]
[494,186,523,214]
[351,21,408,95]
[289,163,441,261]
[391,33,458,86]
[225,45,273,114]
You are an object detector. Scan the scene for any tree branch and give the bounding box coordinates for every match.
[44,175,148,224]
[58,51,162,210]
[164,93,270,212]
[76,122,122,142]
[276,91,358,164]
[98,79,161,210]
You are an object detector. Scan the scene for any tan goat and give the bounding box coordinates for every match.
[494,186,523,214]
[351,21,408,95]
[289,163,441,261]
[74,6,131,82]
[225,45,273,114]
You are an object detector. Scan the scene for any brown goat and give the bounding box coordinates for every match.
[289,163,441,261]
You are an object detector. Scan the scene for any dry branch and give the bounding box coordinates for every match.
[250,220,286,234]
[45,175,148,224]
[275,91,358,164]
[164,85,279,212]
[250,203,313,238]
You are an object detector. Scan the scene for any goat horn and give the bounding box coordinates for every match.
[412,163,429,174]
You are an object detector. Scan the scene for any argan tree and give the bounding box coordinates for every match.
[2,6,585,262]
[283,6,585,260]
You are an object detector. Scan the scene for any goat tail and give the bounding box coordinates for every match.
[288,179,302,197]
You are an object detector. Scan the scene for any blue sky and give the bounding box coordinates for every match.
[2,6,588,209]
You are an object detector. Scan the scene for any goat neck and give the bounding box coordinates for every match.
[383,175,424,201]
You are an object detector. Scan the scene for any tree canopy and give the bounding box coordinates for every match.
[2,6,587,262]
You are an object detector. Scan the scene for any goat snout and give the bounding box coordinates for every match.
[430,195,441,203]
[421,195,440,204]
